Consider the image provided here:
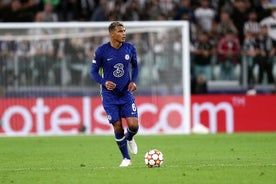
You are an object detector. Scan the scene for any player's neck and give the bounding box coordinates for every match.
[110,40,122,49]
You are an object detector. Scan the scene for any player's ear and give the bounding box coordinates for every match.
[109,31,114,37]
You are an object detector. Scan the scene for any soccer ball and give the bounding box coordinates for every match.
[144,149,164,168]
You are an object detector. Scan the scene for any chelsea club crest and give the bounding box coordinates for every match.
[125,54,130,60]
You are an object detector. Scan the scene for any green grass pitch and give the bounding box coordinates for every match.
[0,133,276,184]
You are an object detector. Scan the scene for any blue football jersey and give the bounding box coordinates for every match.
[90,42,139,95]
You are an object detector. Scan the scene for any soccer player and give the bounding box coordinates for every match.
[90,21,139,167]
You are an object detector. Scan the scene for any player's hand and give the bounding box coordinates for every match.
[105,81,116,90]
[128,82,137,92]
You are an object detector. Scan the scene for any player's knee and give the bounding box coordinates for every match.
[112,121,124,133]
[128,121,139,132]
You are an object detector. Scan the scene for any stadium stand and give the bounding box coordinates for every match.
[0,0,276,96]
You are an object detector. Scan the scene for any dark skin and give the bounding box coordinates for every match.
[106,25,138,134]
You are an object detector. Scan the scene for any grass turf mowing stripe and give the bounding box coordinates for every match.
[0,133,276,184]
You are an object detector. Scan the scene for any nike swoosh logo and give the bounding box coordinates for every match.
[107,58,113,61]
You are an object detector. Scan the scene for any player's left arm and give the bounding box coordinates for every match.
[128,45,139,92]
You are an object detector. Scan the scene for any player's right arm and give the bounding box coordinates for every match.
[90,48,116,91]
[90,48,106,86]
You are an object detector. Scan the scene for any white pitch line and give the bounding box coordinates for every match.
[0,163,275,172]
[183,163,276,168]
[0,166,143,172]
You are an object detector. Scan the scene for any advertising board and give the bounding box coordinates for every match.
[1,95,275,135]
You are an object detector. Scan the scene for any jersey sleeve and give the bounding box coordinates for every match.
[90,47,106,85]
[130,45,139,83]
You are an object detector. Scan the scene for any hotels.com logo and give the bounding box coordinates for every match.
[0,97,234,135]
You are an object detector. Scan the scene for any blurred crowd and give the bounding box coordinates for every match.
[0,0,276,93]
